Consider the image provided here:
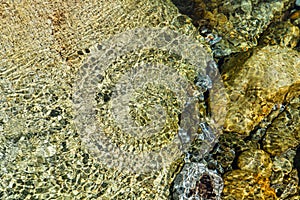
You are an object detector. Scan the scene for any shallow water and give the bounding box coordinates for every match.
[1,0,300,199]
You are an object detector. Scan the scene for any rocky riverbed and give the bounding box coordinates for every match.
[0,0,299,199]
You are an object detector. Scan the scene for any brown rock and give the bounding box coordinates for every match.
[223,45,300,137]
[222,170,278,200]
[238,149,272,178]
[263,93,300,156]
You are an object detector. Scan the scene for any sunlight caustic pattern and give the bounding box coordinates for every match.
[73,27,227,173]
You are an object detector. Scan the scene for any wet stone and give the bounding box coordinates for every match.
[171,162,223,200]
[178,0,295,56]
[268,149,299,199]
[263,94,300,156]
[259,21,300,48]
[0,0,215,198]
[205,131,262,176]
[238,149,273,178]
[223,170,278,200]
[290,196,300,200]
[210,133,244,171]
[222,45,300,137]
[272,156,294,175]
[272,169,299,199]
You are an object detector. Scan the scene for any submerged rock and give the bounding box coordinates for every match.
[0,0,228,199]
[222,45,300,137]
[220,45,300,199]
[270,150,299,199]
[182,0,294,56]
[263,94,300,156]
[171,162,223,200]
[223,170,278,199]
[259,21,300,48]
[238,149,273,178]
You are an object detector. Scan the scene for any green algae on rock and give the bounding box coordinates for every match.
[222,45,300,137]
